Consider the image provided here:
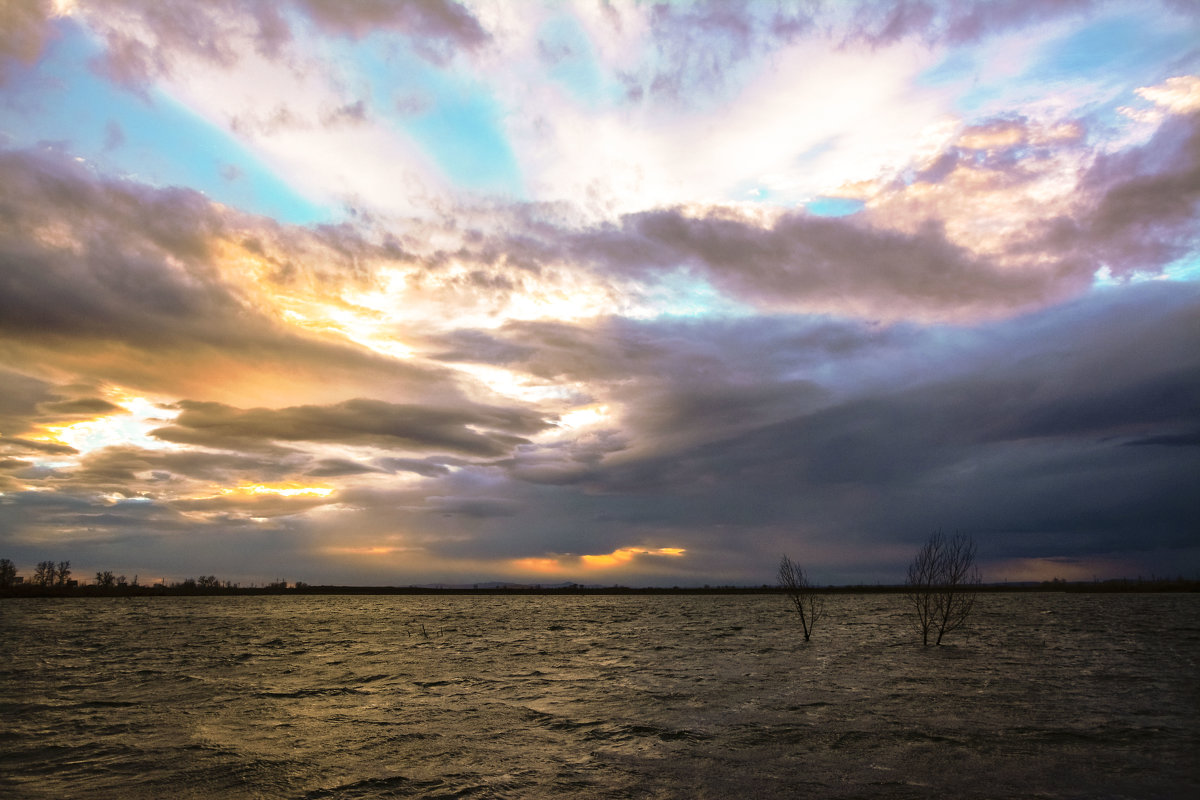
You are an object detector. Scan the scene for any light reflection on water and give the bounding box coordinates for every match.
[1,593,1197,798]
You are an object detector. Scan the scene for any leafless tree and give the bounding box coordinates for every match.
[905,532,980,646]
[778,554,824,642]
[34,560,56,587]
[55,561,71,586]
[0,558,16,588]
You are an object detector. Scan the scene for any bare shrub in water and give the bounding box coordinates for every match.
[906,532,980,645]
[778,554,824,642]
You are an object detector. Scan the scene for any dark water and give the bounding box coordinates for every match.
[2,593,1197,799]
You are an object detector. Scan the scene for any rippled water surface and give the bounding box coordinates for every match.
[2,593,1198,798]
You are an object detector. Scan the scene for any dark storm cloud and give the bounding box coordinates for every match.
[305,458,382,477]
[1126,431,1200,447]
[576,208,1061,316]
[0,148,454,401]
[430,314,926,488]
[505,429,629,486]
[0,489,188,539]
[435,313,901,385]
[0,484,319,582]
[411,280,1198,579]
[0,149,240,346]
[151,398,548,457]
[373,457,453,478]
[425,495,522,518]
[41,445,300,494]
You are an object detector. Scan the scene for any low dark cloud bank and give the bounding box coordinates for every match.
[421,281,1200,581]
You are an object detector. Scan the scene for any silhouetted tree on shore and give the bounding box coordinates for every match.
[56,561,71,586]
[34,561,57,586]
[906,532,980,646]
[779,554,824,642]
[0,558,16,588]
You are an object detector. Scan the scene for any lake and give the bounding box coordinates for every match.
[2,593,1197,798]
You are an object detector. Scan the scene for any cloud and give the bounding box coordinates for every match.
[0,0,54,84]
[2,1,1198,587]
[305,458,382,477]
[425,495,522,518]
[369,279,1198,582]
[580,208,1072,320]
[373,457,453,478]
[0,148,460,406]
[846,0,1097,47]
[389,110,1197,325]
[57,0,488,86]
[36,397,123,417]
[0,437,78,456]
[513,546,686,576]
[1135,75,1200,115]
[1081,111,1200,274]
[614,0,817,105]
[294,0,489,51]
[151,398,547,458]
[48,445,300,491]
[0,369,58,437]
[562,283,1200,554]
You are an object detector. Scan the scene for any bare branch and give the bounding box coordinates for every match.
[779,554,824,642]
[905,532,980,645]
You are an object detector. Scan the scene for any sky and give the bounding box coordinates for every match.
[1,0,1198,587]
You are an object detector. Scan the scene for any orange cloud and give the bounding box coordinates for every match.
[220,484,333,498]
[513,547,686,575]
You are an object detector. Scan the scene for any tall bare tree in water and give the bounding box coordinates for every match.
[906,532,980,646]
[778,554,824,642]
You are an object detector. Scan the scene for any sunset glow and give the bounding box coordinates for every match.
[1,1,1197,586]
[220,485,335,499]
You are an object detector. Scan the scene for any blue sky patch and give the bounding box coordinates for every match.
[806,196,864,217]
[0,21,329,224]
[359,40,524,199]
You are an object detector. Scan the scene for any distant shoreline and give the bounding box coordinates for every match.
[3,578,1198,599]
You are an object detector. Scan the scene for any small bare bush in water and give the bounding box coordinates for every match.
[906,532,980,646]
[778,554,824,641]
